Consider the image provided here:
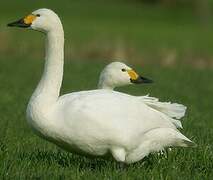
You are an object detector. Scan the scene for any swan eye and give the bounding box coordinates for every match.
[36,14,41,17]
[121,68,126,72]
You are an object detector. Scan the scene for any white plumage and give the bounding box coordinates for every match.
[8,9,196,164]
[98,62,186,128]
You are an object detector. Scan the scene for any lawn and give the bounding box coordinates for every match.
[1,0,213,67]
[0,0,213,179]
[0,57,212,179]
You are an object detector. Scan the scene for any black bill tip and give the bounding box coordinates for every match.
[131,76,153,84]
[7,18,30,28]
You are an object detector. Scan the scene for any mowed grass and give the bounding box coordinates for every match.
[0,0,213,179]
[0,56,213,179]
[1,0,213,67]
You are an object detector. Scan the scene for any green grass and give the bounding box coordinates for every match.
[0,56,213,179]
[0,0,213,179]
[1,0,213,66]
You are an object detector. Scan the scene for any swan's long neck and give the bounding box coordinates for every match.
[31,28,64,106]
[98,82,114,90]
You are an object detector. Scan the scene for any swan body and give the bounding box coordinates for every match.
[8,9,195,164]
[98,62,186,128]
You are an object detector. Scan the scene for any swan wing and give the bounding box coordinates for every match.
[139,95,187,120]
[55,90,177,146]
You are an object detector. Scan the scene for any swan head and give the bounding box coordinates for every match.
[7,8,63,33]
[98,62,153,90]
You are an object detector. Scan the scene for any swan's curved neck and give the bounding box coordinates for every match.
[98,82,114,90]
[31,28,64,105]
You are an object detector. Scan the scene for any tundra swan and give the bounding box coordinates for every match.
[8,9,196,164]
[98,62,186,128]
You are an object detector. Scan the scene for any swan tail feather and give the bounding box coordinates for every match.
[170,119,183,129]
[125,128,196,163]
[143,128,197,150]
[177,138,197,148]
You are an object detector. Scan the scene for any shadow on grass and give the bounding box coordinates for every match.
[17,148,162,171]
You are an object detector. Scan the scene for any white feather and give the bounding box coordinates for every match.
[98,62,186,128]
[140,95,187,120]
[8,8,196,164]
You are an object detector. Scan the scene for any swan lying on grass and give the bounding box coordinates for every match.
[98,62,186,128]
[8,8,196,164]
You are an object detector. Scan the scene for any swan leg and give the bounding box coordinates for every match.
[117,162,128,170]
[125,142,151,164]
[111,147,126,162]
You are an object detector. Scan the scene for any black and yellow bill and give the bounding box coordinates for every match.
[7,14,37,28]
[127,70,153,84]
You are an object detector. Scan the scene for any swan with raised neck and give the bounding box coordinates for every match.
[8,9,65,138]
[8,9,196,164]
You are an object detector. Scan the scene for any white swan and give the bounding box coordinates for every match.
[98,62,186,128]
[8,9,196,164]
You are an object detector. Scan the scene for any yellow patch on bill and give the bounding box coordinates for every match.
[24,14,37,25]
[127,70,139,80]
